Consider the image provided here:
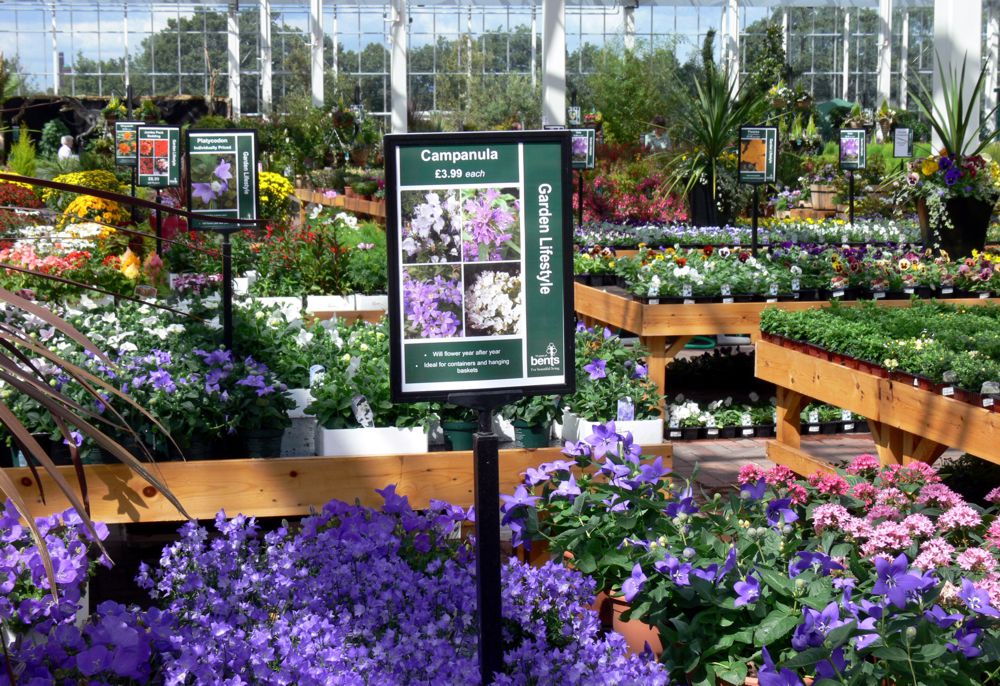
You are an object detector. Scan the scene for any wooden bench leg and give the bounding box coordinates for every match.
[639,335,692,416]
[868,420,904,466]
[775,387,808,449]
[902,433,948,466]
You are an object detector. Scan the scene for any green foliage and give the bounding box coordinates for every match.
[191,114,235,129]
[742,22,787,96]
[465,73,540,131]
[910,53,1000,157]
[584,42,681,145]
[8,125,37,177]
[39,119,70,158]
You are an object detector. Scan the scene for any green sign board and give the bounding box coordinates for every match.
[839,129,867,170]
[570,128,596,170]
[136,125,180,188]
[385,131,576,401]
[114,121,143,167]
[737,126,778,184]
[893,128,914,158]
[186,129,258,231]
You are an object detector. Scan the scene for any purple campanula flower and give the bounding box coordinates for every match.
[740,478,766,501]
[622,563,647,602]
[959,578,1000,617]
[758,646,803,686]
[584,422,618,458]
[733,573,760,607]
[766,498,798,527]
[872,553,925,609]
[583,358,607,380]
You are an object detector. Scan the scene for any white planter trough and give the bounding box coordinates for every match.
[281,388,317,457]
[232,277,250,296]
[355,294,389,311]
[306,294,355,313]
[561,410,664,445]
[250,296,303,320]
[315,426,428,457]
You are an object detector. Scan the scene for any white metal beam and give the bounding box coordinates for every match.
[623,2,636,52]
[390,0,408,132]
[228,1,241,117]
[261,0,273,115]
[842,9,851,101]
[988,1,1000,124]
[310,0,324,107]
[876,0,892,107]
[722,0,740,89]
[933,0,983,151]
[899,9,909,109]
[51,2,59,95]
[541,0,566,126]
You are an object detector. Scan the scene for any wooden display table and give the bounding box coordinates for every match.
[4,444,672,524]
[295,188,385,223]
[755,339,1000,475]
[575,282,988,412]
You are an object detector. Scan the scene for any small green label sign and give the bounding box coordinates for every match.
[738,126,778,184]
[386,131,575,401]
[114,121,143,167]
[186,129,258,231]
[136,126,180,188]
[570,128,596,170]
[840,129,867,170]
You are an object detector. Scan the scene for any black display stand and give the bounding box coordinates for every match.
[448,390,523,685]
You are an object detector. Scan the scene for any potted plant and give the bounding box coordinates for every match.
[438,404,479,451]
[906,55,1000,255]
[101,95,126,124]
[562,324,664,445]
[307,319,434,456]
[502,394,561,448]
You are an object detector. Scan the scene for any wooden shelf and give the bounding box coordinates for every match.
[576,282,990,414]
[5,444,672,524]
[755,339,1000,473]
[295,188,385,222]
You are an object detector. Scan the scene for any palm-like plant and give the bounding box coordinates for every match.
[662,35,768,207]
[910,52,1000,158]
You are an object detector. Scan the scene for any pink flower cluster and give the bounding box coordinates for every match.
[0,243,90,275]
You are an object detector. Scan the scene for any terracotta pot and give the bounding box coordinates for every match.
[594,594,663,656]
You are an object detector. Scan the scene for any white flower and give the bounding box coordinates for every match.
[465,270,523,335]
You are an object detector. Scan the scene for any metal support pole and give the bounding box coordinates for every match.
[849,171,855,226]
[751,185,759,256]
[130,167,137,225]
[473,407,501,685]
[222,231,234,351]
[577,170,583,227]
[154,189,162,257]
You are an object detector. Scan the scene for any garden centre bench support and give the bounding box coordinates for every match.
[755,339,1000,476]
[574,283,989,413]
[295,188,386,223]
[2,445,673,524]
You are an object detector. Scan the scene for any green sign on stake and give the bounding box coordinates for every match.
[738,126,778,185]
[570,128,596,170]
[385,131,576,402]
[136,125,180,188]
[839,129,867,170]
[186,129,259,231]
[114,121,143,167]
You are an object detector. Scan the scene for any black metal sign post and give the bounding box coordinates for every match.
[577,171,584,227]
[221,228,235,351]
[848,171,855,225]
[751,185,760,256]
[737,125,778,257]
[154,189,162,257]
[448,390,522,685]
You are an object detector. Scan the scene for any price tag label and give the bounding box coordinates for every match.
[706,427,719,437]
[791,279,801,292]
[980,291,991,299]
[741,413,753,427]
[705,415,716,428]
[841,235,848,244]
[913,377,920,387]
[648,298,660,305]
[669,417,680,429]
[841,410,853,421]
[722,297,735,304]
[941,287,954,295]
[682,284,693,297]
[617,397,635,422]
[832,290,845,299]
[808,410,819,424]
[351,395,375,428]
[769,283,779,296]
[766,297,778,303]
[761,235,770,245]
[733,237,742,245]
[720,284,731,296]
[742,428,755,436]
[683,299,695,305]
[309,364,326,386]
[873,291,885,300]
[669,430,683,439]
[904,287,915,295]
[985,397,995,408]
[808,424,820,433]
[942,386,955,397]
[844,422,855,431]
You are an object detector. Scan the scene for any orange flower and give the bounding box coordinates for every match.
[674,256,687,267]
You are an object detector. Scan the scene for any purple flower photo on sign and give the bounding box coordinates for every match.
[841,136,860,165]
[460,187,521,262]
[402,265,464,339]
[190,154,236,209]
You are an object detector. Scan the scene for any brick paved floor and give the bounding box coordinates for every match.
[672,433,965,492]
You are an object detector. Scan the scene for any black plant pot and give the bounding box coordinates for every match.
[940,196,996,257]
[243,428,285,458]
[687,183,720,228]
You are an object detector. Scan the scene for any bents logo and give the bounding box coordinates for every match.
[530,342,560,368]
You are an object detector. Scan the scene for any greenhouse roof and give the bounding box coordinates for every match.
[0,0,936,8]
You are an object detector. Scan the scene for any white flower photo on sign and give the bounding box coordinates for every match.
[463,263,523,336]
